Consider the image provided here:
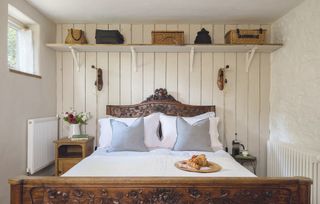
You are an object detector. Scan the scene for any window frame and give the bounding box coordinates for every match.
[7,15,41,79]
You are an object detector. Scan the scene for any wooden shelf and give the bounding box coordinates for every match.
[46,43,282,53]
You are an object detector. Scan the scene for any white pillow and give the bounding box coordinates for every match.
[209,117,223,151]
[159,112,223,150]
[99,112,160,149]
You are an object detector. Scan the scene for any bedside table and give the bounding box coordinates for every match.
[54,136,94,176]
[233,154,257,174]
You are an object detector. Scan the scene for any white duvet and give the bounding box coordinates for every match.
[63,148,255,177]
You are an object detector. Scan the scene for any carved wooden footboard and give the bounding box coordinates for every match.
[9,176,311,204]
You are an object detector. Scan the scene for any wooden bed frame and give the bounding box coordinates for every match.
[9,89,312,204]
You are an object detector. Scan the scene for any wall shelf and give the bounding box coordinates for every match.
[47,43,282,53]
[47,43,282,72]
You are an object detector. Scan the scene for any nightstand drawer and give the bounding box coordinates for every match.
[57,158,81,176]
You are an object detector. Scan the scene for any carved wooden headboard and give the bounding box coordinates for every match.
[106,88,215,117]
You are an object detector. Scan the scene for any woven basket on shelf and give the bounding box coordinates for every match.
[152,31,184,45]
[225,29,266,44]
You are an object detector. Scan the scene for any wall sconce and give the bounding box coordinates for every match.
[91,65,103,91]
[217,65,229,91]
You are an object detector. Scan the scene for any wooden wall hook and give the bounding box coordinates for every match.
[91,65,103,91]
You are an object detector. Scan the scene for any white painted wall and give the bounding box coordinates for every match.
[0,0,56,203]
[56,23,271,176]
[270,0,320,150]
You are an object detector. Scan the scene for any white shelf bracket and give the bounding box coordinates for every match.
[245,46,258,72]
[131,46,137,72]
[69,46,80,72]
[190,47,195,72]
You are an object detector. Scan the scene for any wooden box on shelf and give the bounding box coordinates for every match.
[54,136,94,176]
[152,31,184,45]
[225,29,266,44]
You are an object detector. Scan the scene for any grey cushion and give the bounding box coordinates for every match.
[110,117,148,151]
[174,117,212,151]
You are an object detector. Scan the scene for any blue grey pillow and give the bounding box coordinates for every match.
[110,117,148,152]
[174,117,212,151]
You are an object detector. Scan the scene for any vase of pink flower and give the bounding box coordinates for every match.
[62,109,91,138]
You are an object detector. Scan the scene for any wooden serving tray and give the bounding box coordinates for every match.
[175,160,222,173]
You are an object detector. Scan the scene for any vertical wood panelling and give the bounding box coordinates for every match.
[97,52,109,119]
[73,24,86,114]
[190,53,201,105]
[61,24,74,137]
[85,24,97,44]
[143,53,155,98]
[213,53,225,145]
[166,53,178,98]
[247,54,261,174]
[224,53,237,151]
[62,52,74,136]
[178,24,190,44]
[201,53,213,105]
[132,24,143,44]
[177,53,189,103]
[132,24,144,103]
[121,24,132,44]
[120,53,132,104]
[108,24,121,105]
[214,25,225,44]
[236,53,248,148]
[154,53,166,88]
[143,24,154,44]
[57,23,272,176]
[85,52,97,143]
[56,24,63,137]
[108,52,120,105]
[132,53,143,103]
[166,24,178,99]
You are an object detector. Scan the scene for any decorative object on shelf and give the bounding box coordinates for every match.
[242,149,249,157]
[194,28,212,44]
[95,29,124,44]
[71,134,89,141]
[217,65,229,91]
[91,65,103,91]
[62,109,91,138]
[225,28,266,44]
[232,138,245,156]
[65,29,88,44]
[152,31,184,45]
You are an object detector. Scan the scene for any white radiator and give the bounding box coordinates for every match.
[27,117,58,174]
[267,140,320,204]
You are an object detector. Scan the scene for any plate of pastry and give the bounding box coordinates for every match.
[175,154,222,173]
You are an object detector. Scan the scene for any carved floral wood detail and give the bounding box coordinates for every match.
[28,186,297,204]
[106,88,215,117]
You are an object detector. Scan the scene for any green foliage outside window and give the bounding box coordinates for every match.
[8,26,17,68]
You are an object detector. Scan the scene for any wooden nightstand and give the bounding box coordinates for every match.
[233,154,257,174]
[54,136,94,176]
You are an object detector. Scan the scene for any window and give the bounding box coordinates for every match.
[8,16,35,75]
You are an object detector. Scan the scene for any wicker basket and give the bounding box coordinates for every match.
[225,29,266,44]
[152,31,184,45]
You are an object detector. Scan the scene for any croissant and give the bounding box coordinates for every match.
[186,160,201,170]
[187,154,209,169]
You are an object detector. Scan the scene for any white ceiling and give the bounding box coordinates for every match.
[26,0,304,24]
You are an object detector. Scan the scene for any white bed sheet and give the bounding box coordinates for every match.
[63,148,255,177]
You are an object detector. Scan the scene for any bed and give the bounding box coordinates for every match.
[9,89,311,204]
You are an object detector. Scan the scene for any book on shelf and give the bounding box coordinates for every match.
[71,134,89,141]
